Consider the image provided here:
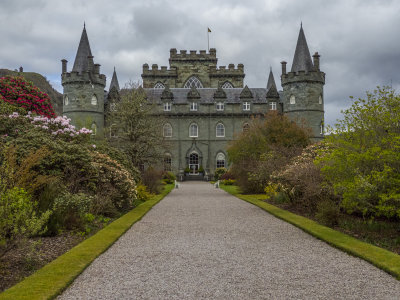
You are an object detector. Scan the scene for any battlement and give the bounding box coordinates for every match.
[209,63,245,78]
[281,70,325,85]
[169,48,218,64]
[62,70,106,86]
[142,63,178,78]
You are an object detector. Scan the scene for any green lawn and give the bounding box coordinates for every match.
[220,184,400,280]
[0,184,174,300]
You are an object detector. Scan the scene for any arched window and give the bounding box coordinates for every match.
[189,123,198,137]
[91,95,98,105]
[319,95,323,105]
[290,95,295,105]
[221,81,233,89]
[154,82,165,89]
[91,122,97,136]
[64,95,69,106]
[243,123,250,132]
[184,76,203,89]
[216,152,226,168]
[163,123,172,137]
[164,154,172,172]
[216,123,225,137]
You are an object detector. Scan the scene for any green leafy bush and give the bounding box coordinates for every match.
[315,200,340,227]
[214,167,227,180]
[222,179,236,185]
[162,171,176,184]
[141,167,162,194]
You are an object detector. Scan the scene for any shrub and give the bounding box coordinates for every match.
[220,170,234,180]
[222,179,235,185]
[141,167,163,194]
[0,187,51,256]
[315,200,340,227]
[162,171,176,184]
[214,167,227,180]
[136,184,153,202]
[264,183,279,199]
[0,76,56,118]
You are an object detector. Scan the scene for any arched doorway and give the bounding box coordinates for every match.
[189,152,199,175]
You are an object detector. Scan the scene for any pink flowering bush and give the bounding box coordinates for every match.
[0,76,56,118]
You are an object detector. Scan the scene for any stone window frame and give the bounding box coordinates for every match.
[189,123,198,138]
[319,94,323,105]
[164,102,172,111]
[163,123,173,137]
[221,81,234,89]
[184,76,203,89]
[190,101,198,111]
[216,123,225,137]
[242,101,251,111]
[164,153,172,172]
[216,102,224,111]
[320,122,324,135]
[64,95,69,106]
[269,101,277,110]
[154,82,165,89]
[216,152,226,168]
[290,95,296,105]
[91,94,98,106]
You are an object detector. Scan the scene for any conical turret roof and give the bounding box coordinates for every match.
[291,24,314,72]
[109,67,120,91]
[72,24,93,73]
[266,68,279,98]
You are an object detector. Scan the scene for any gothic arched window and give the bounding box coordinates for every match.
[216,123,225,137]
[319,95,323,104]
[216,152,226,168]
[221,81,233,89]
[64,95,69,106]
[184,76,203,89]
[91,122,97,136]
[154,82,165,89]
[290,95,296,105]
[163,123,172,137]
[189,123,198,137]
[91,95,98,105]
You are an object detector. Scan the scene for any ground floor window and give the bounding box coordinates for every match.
[216,152,225,168]
[164,155,172,171]
[189,152,199,174]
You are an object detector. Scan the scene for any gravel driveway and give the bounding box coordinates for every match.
[59,182,400,299]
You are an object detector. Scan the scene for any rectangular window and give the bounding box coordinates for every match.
[164,102,171,111]
[269,102,277,110]
[190,102,198,111]
[164,157,172,172]
[216,102,224,111]
[243,102,251,111]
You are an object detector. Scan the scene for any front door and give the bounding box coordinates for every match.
[189,153,199,175]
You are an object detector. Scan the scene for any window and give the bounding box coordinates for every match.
[190,102,198,111]
[154,82,165,89]
[216,102,224,111]
[216,123,225,137]
[91,95,98,105]
[189,123,198,137]
[64,96,69,106]
[164,102,171,111]
[290,95,295,104]
[216,153,226,168]
[320,122,324,135]
[163,123,172,137]
[221,81,233,89]
[243,123,250,132]
[243,102,251,111]
[91,122,97,136]
[319,95,323,104]
[184,76,203,88]
[269,102,277,110]
[164,154,172,172]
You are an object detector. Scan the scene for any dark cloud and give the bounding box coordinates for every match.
[0,0,399,126]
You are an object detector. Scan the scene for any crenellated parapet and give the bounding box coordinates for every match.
[209,64,245,79]
[142,64,178,78]
[169,48,217,64]
[62,70,106,87]
[281,70,325,86]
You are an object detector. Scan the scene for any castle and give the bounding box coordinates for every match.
[61,24,325,180]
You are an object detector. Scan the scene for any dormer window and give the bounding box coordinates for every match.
[164,102,171,111]
[154,82,165,89]
[243,102,251,111]
[269,102,277,110]
[190,102,198,111]
[216,102,224,111]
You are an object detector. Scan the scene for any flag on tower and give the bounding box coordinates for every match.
[208,28,211,33]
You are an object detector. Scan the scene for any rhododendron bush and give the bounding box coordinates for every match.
[0,76,56,118]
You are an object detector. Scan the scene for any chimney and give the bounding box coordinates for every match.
[61,59,67,73]
[313,52,320,71]
[88,55,94,71]
[94,63,100,74]
[281,61,287,75]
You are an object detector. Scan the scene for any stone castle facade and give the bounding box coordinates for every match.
[61,24,325,180]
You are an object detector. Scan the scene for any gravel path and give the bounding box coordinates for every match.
[59,182,400,299]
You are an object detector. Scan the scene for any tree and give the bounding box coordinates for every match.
[106,84,165,169]
[227,111,310,193]
[318,87,400,219]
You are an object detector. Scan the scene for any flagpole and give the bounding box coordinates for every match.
[207,29,209,51]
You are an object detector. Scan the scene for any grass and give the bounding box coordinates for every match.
[220,184,400,280]
[0,184,174,300]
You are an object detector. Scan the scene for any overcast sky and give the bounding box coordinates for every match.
[1,0,399,126]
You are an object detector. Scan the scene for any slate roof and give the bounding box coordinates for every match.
[266,68,277,90]
[291,25,314,73]
[145,88,282,104]
[109,67,120,91]
[72,25,93,73]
